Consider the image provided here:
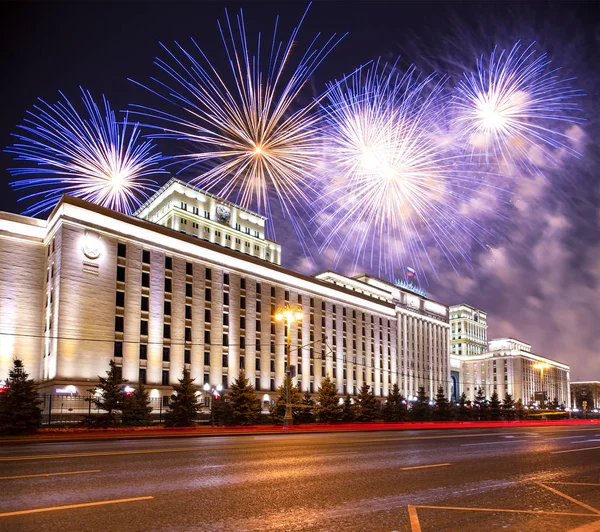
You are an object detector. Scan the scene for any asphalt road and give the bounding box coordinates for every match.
[1,426,599,531]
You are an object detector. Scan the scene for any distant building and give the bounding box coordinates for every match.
[449,304,488,357]
[457,338,570,407]
[570,381,600,410]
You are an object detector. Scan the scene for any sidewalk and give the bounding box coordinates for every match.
[1,419,598,444]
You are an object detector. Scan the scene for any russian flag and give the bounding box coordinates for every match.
[406,267,416,278]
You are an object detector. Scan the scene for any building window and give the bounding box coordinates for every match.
[163,347,170,362]
[223,273,230,285]
[163,324,171,339]
[223,333,229,346]
[223,313,229,326]
[185,327,192,342]
[184,349,191,364]
[205,309,211,322]
[223,292,229,306]
[256,359,261,371]
[117,266,126,283]
[185,305,192,320]
[142,272,150,288]
[240,316,246,329]
[139,368,147,384]
[256,339,261,351]
[270,360,275,372]
[256,320,261,332]
[285,290,290,301]
[204,331,210,344]
[142,250,151,264]
[115,316,124,333]
[256,300,262,312]
[205,288,212,301]
[141,295,149,312]
[139,344,147,360]
[140,320,149,336]
[205,268,212,280]
[240,296,246,309]
[186,262,193,276]
[164,300,171,316]
[256,282,261,294]
[204,352,210,365]
[164,278,172,293]
[222,354,228,367]
[186,283,193,297]
[271,286,276,298]
[115,291,125,308]
[114,341,123,357]
[162,370,169,386]
[240,336,245,349]
[165,256,172,270]
[117,243,127,258]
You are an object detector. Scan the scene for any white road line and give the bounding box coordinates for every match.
[552,446,600,455]
[462,440,528,446]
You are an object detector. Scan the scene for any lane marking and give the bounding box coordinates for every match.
[408,505,422,532]
[0,470,100,480]
[567,519,600,532]
[462,440,528,446]
[0,496,153,518]
[412,504,599,517]
[400,463,451,471]
[552,446,600,455]
[545,482,600,487]
[535,482,600,515]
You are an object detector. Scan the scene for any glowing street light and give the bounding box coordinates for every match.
[203,383,223,426]
[274,304,303,428]
[533,362,551,408]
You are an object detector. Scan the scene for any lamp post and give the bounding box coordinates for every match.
[533,362,551,408]
[274,304,303,428]
[203,383,223,426]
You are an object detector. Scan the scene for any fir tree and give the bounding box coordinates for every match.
[355,382,378,422]
[489,391,502,420]
[342,394,355,422]
[298,390,315,424]
[454,392,471,421]
[502,393,516,421]
[0,359,42,434]
[473,387,488,421]
[269,376,303,424]
[514,398,526,420]
[383,383,407,422]
[88,360,127,426]
[410,386,431,421]
[225,370,260,425]
[314,376,342,423]
[122,383,153,426]
[164,368,201,427]
[433,386,452,421]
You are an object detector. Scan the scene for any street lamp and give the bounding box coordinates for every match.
[274,304,303,428]
[533,362,551,408]
[203,383,223,426]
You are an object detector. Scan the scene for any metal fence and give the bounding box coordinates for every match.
[39,394,187,426]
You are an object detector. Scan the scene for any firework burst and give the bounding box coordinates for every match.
[130,5,345,247]
[318,60,493,280]
[6,88,163,216]
[453,41,583,166]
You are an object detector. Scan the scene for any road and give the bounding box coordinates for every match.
[1,426,599,531]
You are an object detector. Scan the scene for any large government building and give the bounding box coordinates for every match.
[0,179,451,406]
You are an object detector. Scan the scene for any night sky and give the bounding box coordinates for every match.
[1,1,598,379]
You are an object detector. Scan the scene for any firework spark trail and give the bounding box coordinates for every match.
[453,41,583,167]
[129,5,345,252]
[318,60,498,281]
[6,88,163,216]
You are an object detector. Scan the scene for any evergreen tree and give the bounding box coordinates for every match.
[269,376,303,424]
[410,386,431,421]
[164,368,201,427]
[383,383,407,422]
[514,398,526,420]
[473,387,488,421]
[433,386,452,421]
[454,392,471,421]
[502,393,516,421]
[489,390,502,420]
[314,376,342,423]
[355,382,378,422]
[341,394,355,422]
[122,383,153,426]
[548,397,560,410]
[88,360,127,426]
[298,390,315,424]
[0,359,42,434]
[225,370,260,425]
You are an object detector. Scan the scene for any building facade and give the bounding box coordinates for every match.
[570,381,600,410]
[0,182,450,406]
[449,304,487,357]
